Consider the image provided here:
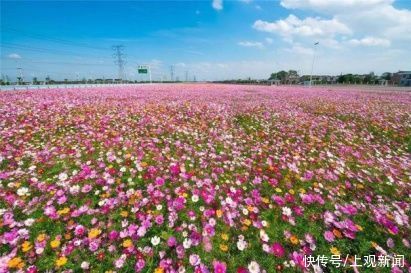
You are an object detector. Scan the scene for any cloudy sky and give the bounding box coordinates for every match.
[1,0,410,81]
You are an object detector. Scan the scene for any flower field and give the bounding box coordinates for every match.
[0,84,410,273]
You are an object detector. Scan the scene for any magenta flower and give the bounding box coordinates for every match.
[271,242,285,257]
[167,236,177,247]
[324,231,335,242]
[213,260,227,273]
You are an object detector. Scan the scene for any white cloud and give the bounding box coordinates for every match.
[280,0,393,12]
[212,0,223,11]
[278,0,411,42]
[253,15,351,38]
[285,44,314,55]
[238,41,264,49]
[239,0,253,3]
[8,53,22,59]
[348,37,391,47]
[265,38,274,44]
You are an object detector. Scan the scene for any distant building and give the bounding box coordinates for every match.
[392,71,411,86]
[269,79,281,86]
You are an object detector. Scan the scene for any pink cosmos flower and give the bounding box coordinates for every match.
[324,231,335,242]
[213,260,227,273]
[271,242,285,257]
[167,236,177,247]
[135,259,145,272]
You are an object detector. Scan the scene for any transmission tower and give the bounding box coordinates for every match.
[112,45,126,81]
[17,67,24,85]
[170,65,174,82]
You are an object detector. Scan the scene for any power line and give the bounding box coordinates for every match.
[2,26,110,51]
[1,43,113,59]
[112,45,126,81]
[170,65,174,81]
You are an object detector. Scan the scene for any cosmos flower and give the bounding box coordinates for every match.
[151,236,161,246]
[0,84,409,272]
[248,261,260,273]
[213,260,227,273]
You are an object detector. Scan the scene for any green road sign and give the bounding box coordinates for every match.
[138,69,148,74]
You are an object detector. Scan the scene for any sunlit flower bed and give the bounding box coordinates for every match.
[0,84,410,273]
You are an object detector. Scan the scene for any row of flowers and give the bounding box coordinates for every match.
[0,84,410,272]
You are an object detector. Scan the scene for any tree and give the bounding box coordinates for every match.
[381,72,392,81]
[269,70,287,82]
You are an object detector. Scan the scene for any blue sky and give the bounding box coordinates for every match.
[1,0,411,81]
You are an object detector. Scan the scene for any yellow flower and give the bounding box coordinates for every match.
[140,162,148,167]
[50,239,61,249]
[8,257,24,269]
[55,256,68,267]
[243,219,251,226]
[290,235,299,245]
[183,193,188,198]
[299,188,306,194]
[123,239,133,248]
[58,207,70,215]
[275,188,282,193]
[356,225,363,231]
[262,197,270,204]
[37,233,46,242]
[220,244,228,252]
[289,189,295,195]
[221,233,229,241]
[120,211,129,217]
[330,247,341,256]
[154,267,164,273]
[22,241,33,252]
[247,205,254,212]
[88,228,101,239]
[216,210,223,218]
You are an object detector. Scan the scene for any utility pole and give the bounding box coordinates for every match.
[309,42,319,87]
[112,45,126,82]
[170,65,174,82]
[17,67,24,85]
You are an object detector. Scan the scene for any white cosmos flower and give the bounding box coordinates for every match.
[24,218,35,226]
[81,261,90,269]
[151,236,160,246]
[248,261,260,273]
[58,172,68,181]
[183,238,192,249]
[237,239,247,251]
[259,230,269,242]
[191,195,199,202]
[282,207,292,217]
[17,187,29,196]
[70,185,80,194]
